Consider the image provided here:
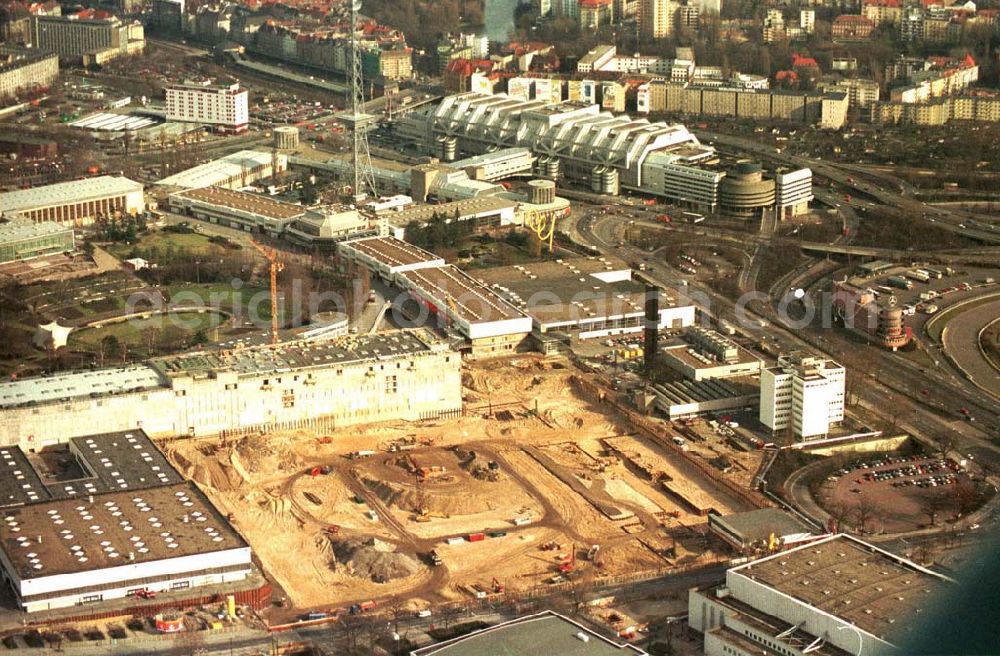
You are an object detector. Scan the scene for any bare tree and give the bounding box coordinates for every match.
[921,493,950,527]
[853,495,880,535]
[952,479,984,517]
[936,433,958,460]
[827,500,853,532]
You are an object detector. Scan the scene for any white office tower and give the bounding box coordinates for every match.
[760,353,845,440]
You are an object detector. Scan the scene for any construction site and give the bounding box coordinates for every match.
[163,356,757,612]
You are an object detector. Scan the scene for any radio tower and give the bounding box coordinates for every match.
[339,0,377,204]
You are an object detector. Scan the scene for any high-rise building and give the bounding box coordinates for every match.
[165,80,249,133]
[759,353,845,439]
[641,0,678,38]
[800,8,815,32]
[555,0,581,19]
[774,168,814,219]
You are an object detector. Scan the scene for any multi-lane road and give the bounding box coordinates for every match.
[573,209,1000,471]
[696,131,1000,244]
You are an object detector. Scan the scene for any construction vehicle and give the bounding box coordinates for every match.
[317,436,333,445]
[427,550,442,566]
[249,240,285,345]
[586,544,600,561]
[134,588,157,600]
[540,541,559,551]
[324,525,340,535]
[491,577,505,594]
[413,510,449,522]
[557,544,576,574]
[402,453,448,482]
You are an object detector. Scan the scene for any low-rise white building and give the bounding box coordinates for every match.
[157,151,287,190]
[689,534,954,656]
[760,353,845,440]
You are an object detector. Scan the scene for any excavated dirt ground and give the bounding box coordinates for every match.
[164,356,750,610]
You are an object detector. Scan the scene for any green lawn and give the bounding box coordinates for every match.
[164,283,273,319]
[106,230,217,259]
[70,310,227,347]
[926,296,1000,343]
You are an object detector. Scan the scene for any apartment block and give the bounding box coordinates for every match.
[0,47,58,100]
[166,80,249,133]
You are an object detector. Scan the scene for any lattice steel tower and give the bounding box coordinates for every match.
[339,0,377,202]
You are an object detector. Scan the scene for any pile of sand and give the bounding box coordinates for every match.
[329,538,420,583]
[361,476,499,516]
[235,433,303,474]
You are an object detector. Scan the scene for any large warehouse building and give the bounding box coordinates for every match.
[0,429,260,613]
[472,256,696,341]
[398,93,813,216]
[0,481,252,612]
[0,176,145,227]
[157,150,287,190]
[0,331,462,447]
[338,237,534,356]
[167,186,308,236]
[689,534,954,656]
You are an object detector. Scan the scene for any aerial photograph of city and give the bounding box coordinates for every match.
[0,0,997,653]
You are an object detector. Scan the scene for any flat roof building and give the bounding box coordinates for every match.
[380,195,518,239]
[0,481,251,612]
[760,353,845,440]
[338,236,445,278]
[473,256,696,341]
[339,237,533,356]
[157,150,287,190]
[165,79,249,133]
[0,331,462,446]
[708,507,819,553]
[0,220,74,263]
[167,186,308,236]
[0,176,144,227]
[661,327,762,381]
[0,46,59,101]
[411,610,647,655]
[689,534,954,656]
[0,428,255,613]
[650,377,759,419]
[397,265,534,354]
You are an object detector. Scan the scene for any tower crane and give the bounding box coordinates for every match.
[250,239,284,345]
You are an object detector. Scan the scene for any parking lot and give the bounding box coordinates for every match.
[818,454,979,534]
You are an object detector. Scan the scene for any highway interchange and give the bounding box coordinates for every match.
[571,170,1000,471]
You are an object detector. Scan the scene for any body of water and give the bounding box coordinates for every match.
[483,0,520,42]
